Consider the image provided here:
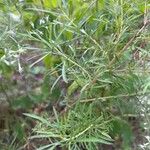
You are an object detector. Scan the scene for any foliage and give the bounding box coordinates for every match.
[24,103,113,150]
[0,0,150,150]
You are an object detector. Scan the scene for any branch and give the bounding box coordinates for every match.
[79,91,150,103]
[108,20,150,68]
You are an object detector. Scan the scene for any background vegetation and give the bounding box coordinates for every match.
[0,0,150,150]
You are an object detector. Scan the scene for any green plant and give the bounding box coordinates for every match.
[20,0,150,149]
[24,103,113,150]
[0,0,150,149]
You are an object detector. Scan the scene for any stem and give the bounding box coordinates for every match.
[80,91,150,103]
[71,124,93,140]
[108,20,150,68]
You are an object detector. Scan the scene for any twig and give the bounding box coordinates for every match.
[108,21,150,68]
[79,91,150,103]
[108,3,150,69]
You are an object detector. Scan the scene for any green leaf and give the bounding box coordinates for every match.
[62,61,68,83]
[67,79,85,96]
[43,54,61,69]
[37,143,59,150]
[76,137,113,145]
[43,0,58,8]
[111,117,133,147]
[30,134,61,139]
[0,48,5,58]
[43,54,53,69]
[23,113,51,126]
